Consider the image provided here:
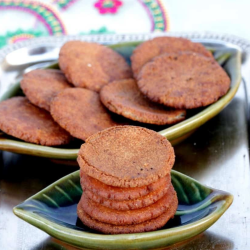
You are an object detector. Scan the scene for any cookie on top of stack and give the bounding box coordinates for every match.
[77,125,178,234]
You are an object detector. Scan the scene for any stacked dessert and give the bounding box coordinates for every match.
[77,126,178,234]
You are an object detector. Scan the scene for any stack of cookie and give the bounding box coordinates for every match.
[0,37,231,146]
[77,126,178,234]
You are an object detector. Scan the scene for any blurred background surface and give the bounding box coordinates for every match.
[0,0,249,49]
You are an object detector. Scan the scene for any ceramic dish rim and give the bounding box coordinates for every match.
[13,169,233,249]
[0,32,243,159]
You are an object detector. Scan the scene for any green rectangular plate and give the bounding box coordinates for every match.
[0,35,241,160]
[13,170,233,250]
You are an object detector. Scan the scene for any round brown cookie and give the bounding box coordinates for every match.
[100,79,186,125]
[80,170,169,201]
[77,126,175,188]
[0,97,71,145]
[79,185,176,226]
[131,36,213,78]
[59,41,132,92]
[50,88,124,141]
[83,177,170,210]
[77,191,178,234]
[137,52,231,109]
[20,69,72,111]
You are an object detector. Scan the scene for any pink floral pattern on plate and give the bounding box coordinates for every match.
[94,0,122,14]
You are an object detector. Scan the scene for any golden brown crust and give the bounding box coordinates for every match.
[0,97,71,145]
[137,52,231,109]
[79,185,176,225]
[77,190,178,234]
[131,36,213,78]
[80,170,168,201]
[50,88,124,141]
[59,41,132,92]
[100,79,186,125]
[83,176,170,210]
[78,126,175,187]
[20,69,72,111]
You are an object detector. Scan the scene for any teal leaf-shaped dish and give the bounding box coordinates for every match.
[13,170,233,250]
[0,36,242,160]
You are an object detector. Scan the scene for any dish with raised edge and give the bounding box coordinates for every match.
[0,33,242,160]
[13,169,233,250]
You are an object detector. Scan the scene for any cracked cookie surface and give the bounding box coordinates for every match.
[78,126,175,187]
[137,52,231,109]
[100,78,186,125]
[59,41,132,92]
[50,88,125,141]
[0,97,71,145]
[131,36,213,78]
[20,69,72,111]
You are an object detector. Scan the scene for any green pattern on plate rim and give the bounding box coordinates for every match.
[0,40,241,160]
[13,170,233,250]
